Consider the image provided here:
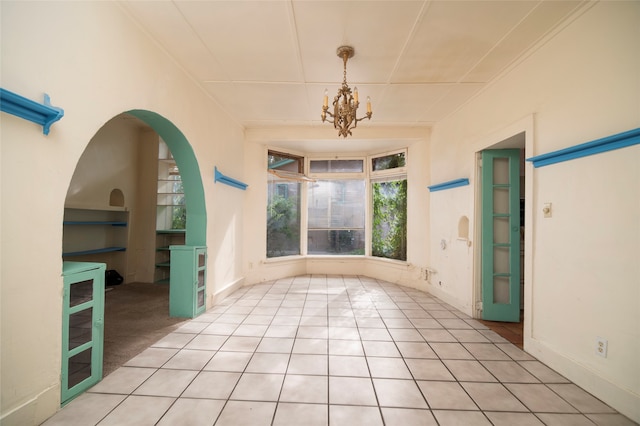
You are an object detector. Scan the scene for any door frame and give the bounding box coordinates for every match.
[472,116,534,341]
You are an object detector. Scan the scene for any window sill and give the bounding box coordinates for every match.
[262,254,408,267]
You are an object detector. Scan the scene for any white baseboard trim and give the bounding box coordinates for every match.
[0,383,59,426]
[526,337,640,423]
[211,277,245,305]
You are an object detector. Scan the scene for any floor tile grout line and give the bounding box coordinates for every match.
[63,275,633,425]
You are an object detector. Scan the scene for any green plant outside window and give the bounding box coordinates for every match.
[372,179,407,261]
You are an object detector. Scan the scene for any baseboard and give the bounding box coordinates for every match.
[526,337,640,423]
[211,277,244,305]
[422,282,474,317]
[0,384,60,426]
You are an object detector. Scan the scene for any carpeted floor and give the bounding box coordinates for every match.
[103,282,189,377]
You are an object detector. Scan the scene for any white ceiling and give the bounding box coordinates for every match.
[120,0,587,132]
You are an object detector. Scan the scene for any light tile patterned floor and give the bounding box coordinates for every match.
[43,275,637,426]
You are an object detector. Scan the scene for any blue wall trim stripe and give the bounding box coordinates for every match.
[428,178,469,192]
[0,88,64,135]
[214,166,248,190]
[527,127,640,168]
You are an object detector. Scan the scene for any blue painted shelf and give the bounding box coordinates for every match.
[215,166,248,190]
[428,178,470,192]
[63,247,126,257]
[63,221,127,226]
[527,127,640,168]
[0,88,64,135]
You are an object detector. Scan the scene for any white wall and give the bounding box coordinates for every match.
[428,2,639,421]
[0,2,244,424]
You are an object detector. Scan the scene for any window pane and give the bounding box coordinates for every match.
[267,177,301,258]
[310,159,363,173]
[308,180,365,255]
[308,230,365,255]
[372,152,406,172]
[268,152,302,173]
[372,179,407,261]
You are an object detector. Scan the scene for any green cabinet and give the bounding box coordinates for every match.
[61,261,105,405]
[169,246,206,318]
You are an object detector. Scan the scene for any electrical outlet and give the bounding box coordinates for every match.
[596,337,608,358]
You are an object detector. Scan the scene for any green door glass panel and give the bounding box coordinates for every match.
[61,261,105,405]
[481,149,521,322]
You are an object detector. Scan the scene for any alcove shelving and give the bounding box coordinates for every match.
[62,207,129,281]
[154,140,186,283]
[62,207,129,257]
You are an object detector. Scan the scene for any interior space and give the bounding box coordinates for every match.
[1,1,638,425]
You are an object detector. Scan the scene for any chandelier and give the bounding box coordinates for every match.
[321,46,372,138]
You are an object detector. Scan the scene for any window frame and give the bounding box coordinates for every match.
[266,149,305,259]
[369,149,408,178]
[264,148,409,262]
[306,156,366,179]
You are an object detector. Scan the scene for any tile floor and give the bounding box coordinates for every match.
[43,275,636,426]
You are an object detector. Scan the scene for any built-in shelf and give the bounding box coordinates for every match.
[63,247,126,257]
[63,221,127,226]
[62,208,129,269]
[154,229,186,283]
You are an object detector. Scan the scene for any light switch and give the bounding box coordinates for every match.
[543,203,552,218]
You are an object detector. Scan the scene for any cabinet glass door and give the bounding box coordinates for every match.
[62,264,105,405]
[196,251,206,314]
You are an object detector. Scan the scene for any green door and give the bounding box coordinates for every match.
[481,149,521,322]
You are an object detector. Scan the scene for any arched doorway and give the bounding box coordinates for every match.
[61,110,206,403]
[127,109,206,247]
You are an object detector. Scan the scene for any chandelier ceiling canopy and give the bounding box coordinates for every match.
[321,46,372,138]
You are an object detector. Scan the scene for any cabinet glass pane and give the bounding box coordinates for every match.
[198,253,205,268]
[68,348,92,388]
[69,308,93,350]
[197,270,205,287]
[197,289,205,309]
[70,280,94,307]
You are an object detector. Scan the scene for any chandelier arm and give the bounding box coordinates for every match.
[354,112,373,123]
